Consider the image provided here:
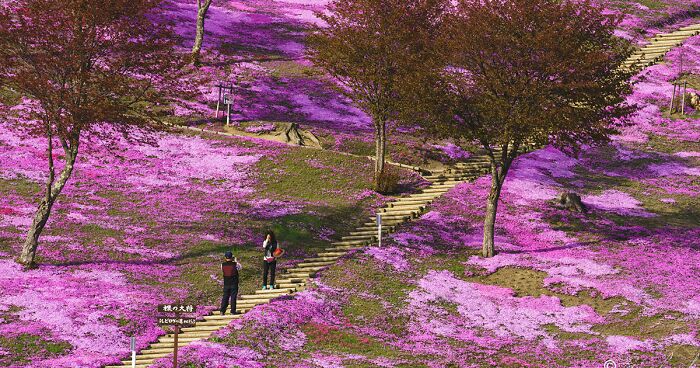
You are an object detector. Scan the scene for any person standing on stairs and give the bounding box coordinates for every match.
[262,231,278,290]
[220,251,241,315]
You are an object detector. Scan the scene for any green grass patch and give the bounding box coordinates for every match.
[323,257,414,309]
[0,333,72,365]
[266,60,322,79]
[337,138,374,158]
[80,223,122,239]
[302,322,409,360]
[665,344,700,367]
[254,148,374,204]
[0,177,41,199]
[592,310,690,339]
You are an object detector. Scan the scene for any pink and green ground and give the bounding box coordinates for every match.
[1,0,699,367]
[147,37,700,366]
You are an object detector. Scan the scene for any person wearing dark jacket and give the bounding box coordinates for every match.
[220,251,241,315]
[262,231,278,290]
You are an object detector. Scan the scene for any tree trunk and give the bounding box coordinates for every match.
[373,118,387,191]
[482,173,502,258]
[18,142,79,268]
[191,0,213,66]
[481,142,517,258]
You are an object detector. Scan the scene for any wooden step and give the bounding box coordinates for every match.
[630,49,668,56]
[309,254,344,260]
[386,202,427,209]
[679,24,700,31]
[274,276,308,283]
[158,336,206,343]
[240,293,280,300]
[303,255,340,262]
[455,160,490,165]
[197,318,241,326]
[362,220,405,227]
[364,217,407,224]
[316,250,348,256]
[428,183,458,188]
[370,214,410,221]
[135,347,177,354]
[120,359,157,366]
[341,234,375,241]
[288,265,327,273]
[149,341,193,349]
[282,270,313,277]
[331,239,370,246]
[233,298,268,305]
[162,331,213,339]
[353,225,395,232]
[296,260,336,268]
[181,325,223,333]
[348,229,391,236]
[254,287,295,295]
[420,187,451,194]
[326,246,363,252]
[388,199,431,206]
[399,194,440,200]
[651,33,696,41]
[206,312,248,319]
[276,283,304,290]
[377,209,419,216]
[135,352,170,360]
[654,29,699,36]
[638,41,680,49]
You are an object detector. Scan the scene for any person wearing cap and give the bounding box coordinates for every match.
[220,251,241,315]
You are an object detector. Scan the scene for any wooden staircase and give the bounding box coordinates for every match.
[624,24,700,70]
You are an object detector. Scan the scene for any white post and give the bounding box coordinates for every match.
[130,337,136,368]
[377,213,382,247]
[215,85,221,119]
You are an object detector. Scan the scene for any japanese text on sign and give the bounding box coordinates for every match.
[157,317,196,326]
[158,304,196,313]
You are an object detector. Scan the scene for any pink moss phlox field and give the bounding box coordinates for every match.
[150,341,264,368]
[1,0,699,366]
[584,190,656,217]
[0,260,170,367]
[375,92,699,361]
[364,246,409,271]
[407,270,603,349]
[0,121,298,366]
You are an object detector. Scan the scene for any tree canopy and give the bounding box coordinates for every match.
[435,0,635,257]
[308,0,447,191]
[0,0,188,267]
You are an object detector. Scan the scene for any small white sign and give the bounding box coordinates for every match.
[377,213,382,248]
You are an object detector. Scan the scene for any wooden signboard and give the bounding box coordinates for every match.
[157,304,197,367]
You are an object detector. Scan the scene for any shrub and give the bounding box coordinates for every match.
[374,165,402,194]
